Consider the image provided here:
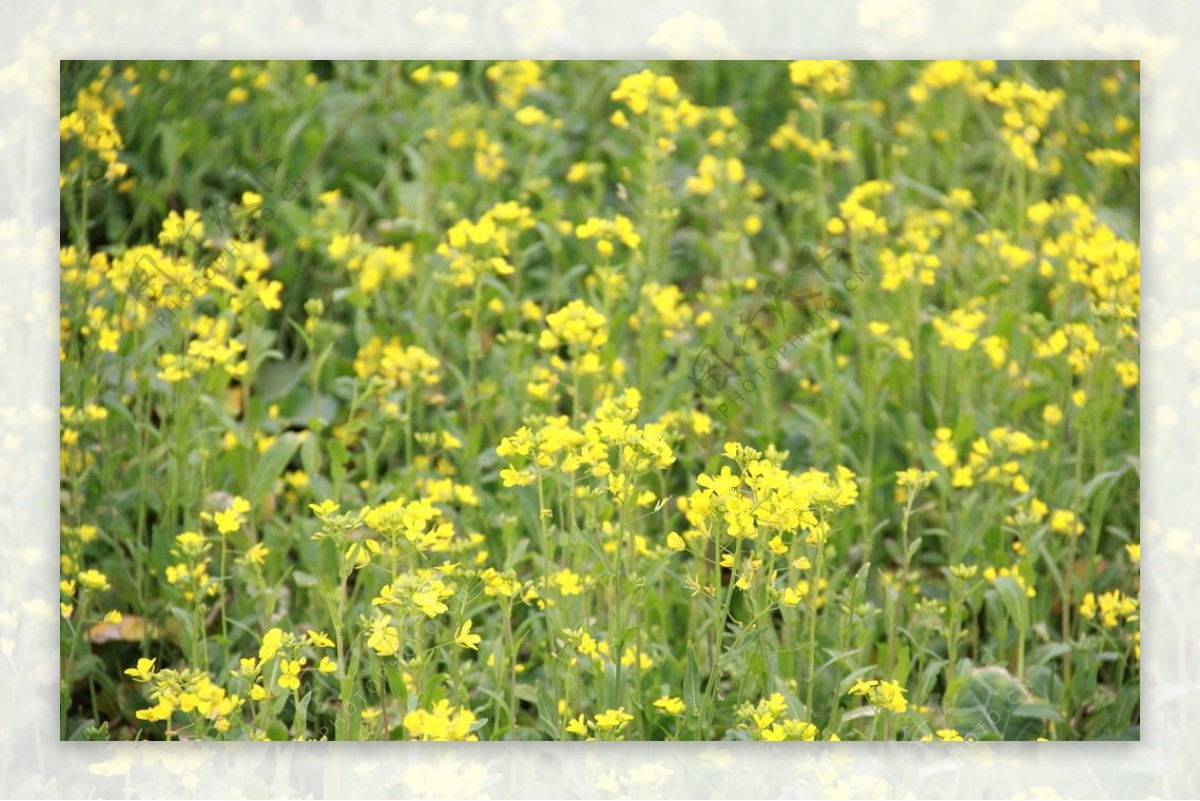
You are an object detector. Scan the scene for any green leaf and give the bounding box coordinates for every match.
[301,432,322,482]
[906,536,923,563]
[328,439,350,489]
[265,718,290,741]
[249,432,302,508]
[684,642,701,713]
[1011,703,1064,723]
[293,570,318,588]
[946,666,1045,741]
[892,642,912,686]
[293,690,312,734]
[917,659,945,702]
[1081,465,1129,499]
[256,358,305,401]
[1029,664,1065,704]
[536,676,558,735]
[993,576,1029,632]
[67,719,110,741]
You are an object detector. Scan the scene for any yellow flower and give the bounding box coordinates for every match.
[278,658,305,690]
[242,542,269,566]
[1080,589,1138,628]
[1049,509,1084,537]
[932,429,958,468]
[78,569,110,592]
[574,216,641,254]
[454,620,482,650]
[309,499,340,517]
[566,161,590,183]
[948,188,975,209]
[367,615,400,656]
[123,657,156,682]
[895,468,937,491]
[922,728,964,741]
[500,466,534,487]
[610,68,680,116]
[411,586,450,618]
[136,697,176,722]
[513,105,549,126]
[949,563,978,580]
[931,304,987,351]
[653,696,685,715]
[685,155,747,196]
[780,585,807,607]
[318,656,338,674]
[593,707,634,731]
[620,646,653,670]
[696,466,740,496]
[486,61,542,109]
[259,628,287,661]
[480,567,520,598]
[1086,148,1136,167]
[540,300,609,350]
[214,496,250,534]
[788,60,851,96]
[552,569,584,597]
[1115,360,1139,388]
[307,630,335,649]
[175,530,205,554]
[848,678,908,712]
[403,700,479,741]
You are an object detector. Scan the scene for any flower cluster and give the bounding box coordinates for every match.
[848,679,908,713]
[437,201,536,288]
[788,60,852,97]
[737,693,820,741]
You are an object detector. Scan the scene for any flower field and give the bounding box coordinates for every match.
[59,60,1140,741]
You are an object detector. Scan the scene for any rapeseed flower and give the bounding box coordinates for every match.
[788,60,851,96]
[454,620,482,650]
[367,615,401,657]
[1080,589,1138,628]
[403,700,479,741]
[848,678,908,713]
[78,569,110,592]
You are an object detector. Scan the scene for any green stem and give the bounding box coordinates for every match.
[805,536,825,717]
[698,533,742,738]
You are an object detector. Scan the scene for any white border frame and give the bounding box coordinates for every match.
[3,1,1193,797]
